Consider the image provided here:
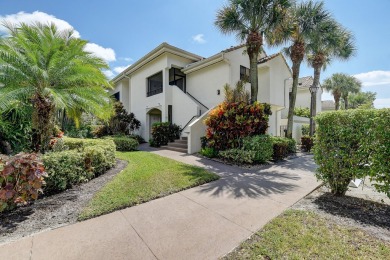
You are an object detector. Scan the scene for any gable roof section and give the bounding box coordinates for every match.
[112,42,203,83]
[258,53,293,76]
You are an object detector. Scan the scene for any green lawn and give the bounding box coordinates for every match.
[225,210,390,260]
[79,151,219,220]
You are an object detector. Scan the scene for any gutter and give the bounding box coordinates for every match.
[182,53,226,74]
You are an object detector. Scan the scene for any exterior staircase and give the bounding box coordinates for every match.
[160,137,188,153]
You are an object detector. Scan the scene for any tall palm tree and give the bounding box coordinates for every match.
[322,73,361,110]
[0,22,114,152]
[306,18,356,114]
[268,0,331,138]
[215,0,291,103]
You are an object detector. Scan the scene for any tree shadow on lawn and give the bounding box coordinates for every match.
[313,193,390,229]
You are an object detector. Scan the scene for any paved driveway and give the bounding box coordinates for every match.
[0,146,320,260]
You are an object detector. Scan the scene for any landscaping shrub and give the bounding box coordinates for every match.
[150,122,181,147]
[43,138,116,194]
[0,153,46,212]
[242,135,273,163]
[314,109,390,197]
[301,135,314,152]
[200,147,218,158]
[219,149,256,164]
[204,101,271,151]
[294,107,310,118]
[301,124,310,136]
[105,136,139,151]
[271,137,289,161]
[128,134,146,144]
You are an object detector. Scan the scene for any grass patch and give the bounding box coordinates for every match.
[225,210,390,259]
[79,151,219,220]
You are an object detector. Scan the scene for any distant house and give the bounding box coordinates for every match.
[111,42,321,153]
[322,100,336,111]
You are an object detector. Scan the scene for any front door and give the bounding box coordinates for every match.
[149,114,161,138]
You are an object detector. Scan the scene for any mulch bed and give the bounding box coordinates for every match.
[0,159,127,245]
[292,185,390,241]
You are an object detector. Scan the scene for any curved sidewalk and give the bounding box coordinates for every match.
[0,147,320,260]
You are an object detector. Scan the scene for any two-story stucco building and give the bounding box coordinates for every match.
[111,42,315,153]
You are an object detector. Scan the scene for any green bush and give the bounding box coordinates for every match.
[301,124,310,136]
[105,136,139,151]
[0,153,46,212]
[43,138,116,194]
[200,147,218,158]
[271,137,289,161]
[314,109,390,197]
[294,107,310,118]
[219,149,256,164]
[242,135,273,163]
[301,135,314,152]
[151,122,181,147]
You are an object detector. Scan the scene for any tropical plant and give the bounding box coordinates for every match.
[348,91,376,109]
[268,0,331,138]
[0,22,114,153]
[223,81,250,103]
[215,0,291,102]
[322,73,362,110]
[306,17,355,114]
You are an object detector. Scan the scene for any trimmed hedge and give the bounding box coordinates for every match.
[301,135,314,152]
[104,136,139,151]
[219,149,256,164]
[271,137,296,161]
[314,109,390,197]
[242,135,273,163]
[43,138,116,194]
[150,122,181,147]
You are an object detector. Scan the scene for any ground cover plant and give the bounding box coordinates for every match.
[79,151,219,220]
[224,210,390,259]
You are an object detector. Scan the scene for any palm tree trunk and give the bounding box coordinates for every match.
[249,53,259,102]
[334,95,340,110]
[287,61,302,138]
[32,93,54,153]
[344,95,349,109]
[312,64,322,116]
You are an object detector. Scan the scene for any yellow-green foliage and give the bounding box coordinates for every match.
[314,109,390,197]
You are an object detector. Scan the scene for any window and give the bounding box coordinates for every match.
[169,67,186,92]
[240,65,250,82]
[113,92,120,101]
[147,71,163,97]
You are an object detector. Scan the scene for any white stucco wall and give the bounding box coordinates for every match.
[171,85,200,131]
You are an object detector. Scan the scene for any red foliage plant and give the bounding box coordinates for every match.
[204,101,271,151]
[0,153,47,212]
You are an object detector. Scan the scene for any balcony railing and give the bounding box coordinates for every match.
[147,87,163,97]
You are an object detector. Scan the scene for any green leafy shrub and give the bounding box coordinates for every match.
[219,149,256,164]
[314,109,390,197]
[301,124,310,136]
[271,138,289,161]
[200,147,218,158]
[301,135,314,152]
[204,101,271,151]
[0,153,47,212]
[242,135,273,163]
[128,134,146,144]
[294,107,310,118]
[105,136,139,151]
[150,122,181,147]
[43,138,116,194]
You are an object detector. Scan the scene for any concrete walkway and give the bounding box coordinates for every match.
[0,146,320,260]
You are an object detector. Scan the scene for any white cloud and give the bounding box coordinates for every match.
[374,98,390,108]
[0,11,116,62]
[354,71,390,87]
[103,70,114,79]
[113,66,130,74]
[84,43,116,62]
[121,57,133,62]
[192,34,206,44]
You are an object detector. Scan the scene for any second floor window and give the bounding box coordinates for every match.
[147,71,163,97]
[240,65,250,83]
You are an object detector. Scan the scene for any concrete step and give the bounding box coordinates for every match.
[167,142,188,149]
[174,140,187,145]
[181,136,188,141]
[160,146,188,153]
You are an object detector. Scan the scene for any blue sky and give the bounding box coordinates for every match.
[1,0,390,107]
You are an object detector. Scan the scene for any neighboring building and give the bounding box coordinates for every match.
[280,76,322,142]
[322,100,336,111]
[111,42,320,153]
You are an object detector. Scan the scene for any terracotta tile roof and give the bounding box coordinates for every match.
[297,76,314,88]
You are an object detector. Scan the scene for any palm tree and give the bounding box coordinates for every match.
[268,0,331,138]
[349,91,376,109]
[322,73,362,110]
[215,0,291,103]
[306,18,355,114]
[0,22,114,152]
